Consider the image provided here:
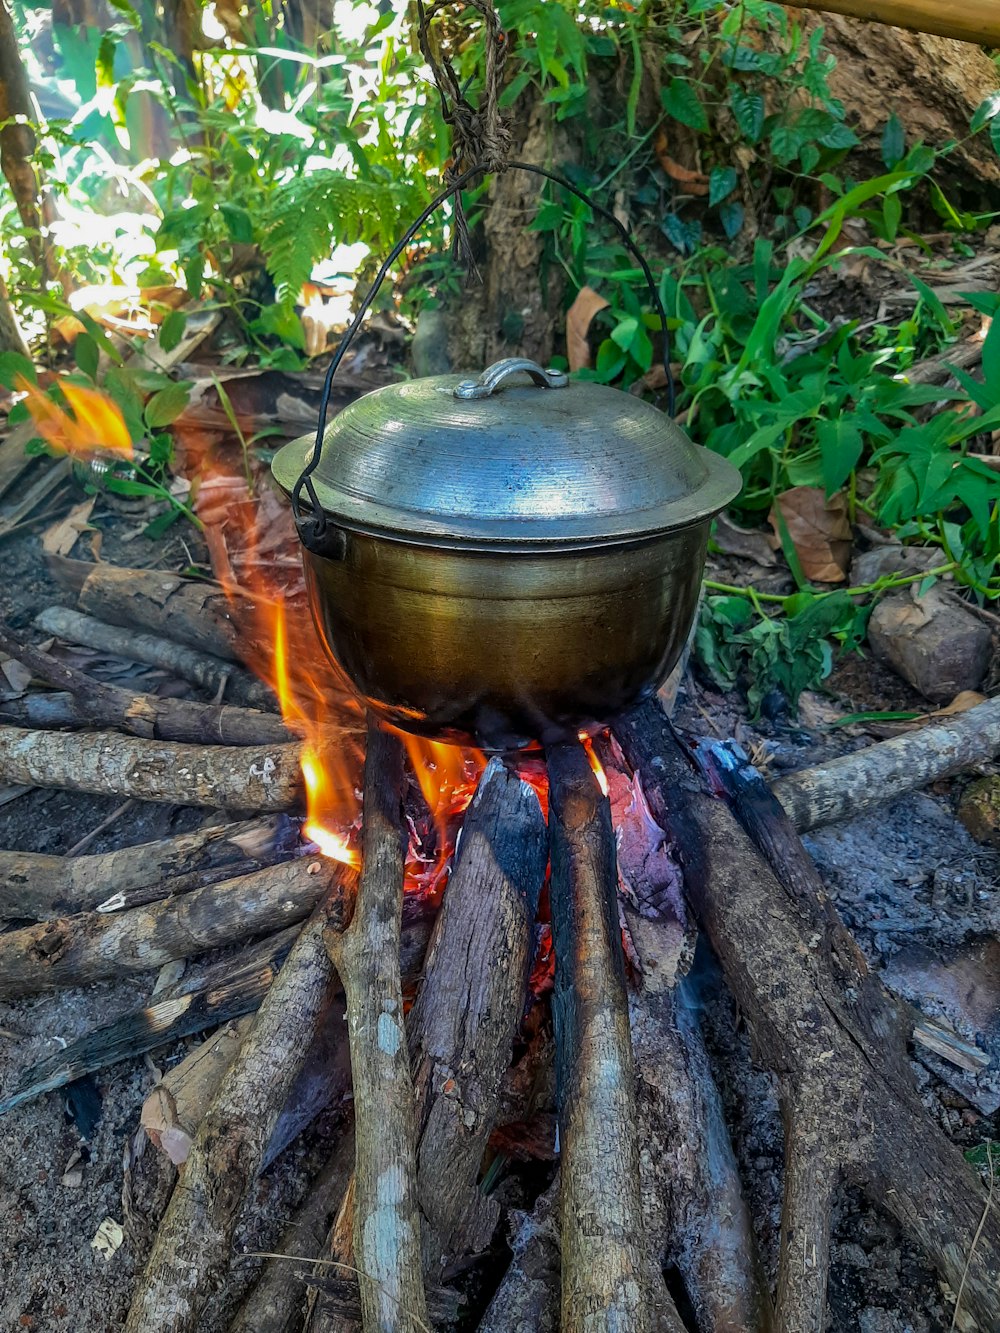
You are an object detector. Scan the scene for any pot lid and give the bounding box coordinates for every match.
[272,357,741,548]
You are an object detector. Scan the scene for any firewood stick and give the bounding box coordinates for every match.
[2,905,435,1120]
[0,927,300,1116]
[35,605,277,712]
[407,756,547,1268]
[324,720,429,1333]
[0,855,335,999]
[0,622,293,746]
[0,724,304,809]
[476,1177,560,1333]
[771,694,1000,831]
[627,931,769,1333]
[0,815,282,920]
[618,701,1000,1333]
[125,871,353,1333]
[546,740,656,1333]
[76,562,267,664]
[227,1125,357,1333]
[780,0,1000,47]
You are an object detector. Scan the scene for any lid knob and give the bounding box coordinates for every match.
[453,357,569,401]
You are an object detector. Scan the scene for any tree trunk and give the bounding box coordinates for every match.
[0,0,57,281]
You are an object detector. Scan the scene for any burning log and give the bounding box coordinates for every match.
[0,856,338,999]
[618,700,1000,1333]
[407,756,547,1268]
[477,1177,560,1333]
[125,869,353,1333]
[322,720,429,1332]
[0,815,281,920]
[227,1125,357,1333]
[771,693,1000,831]
[546,739,671,1333]
[75,563,267,664]
[0,622,293,745]
[0,724,304,809]
[34,606,277,711]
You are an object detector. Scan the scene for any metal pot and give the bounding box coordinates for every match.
[272,357,741,750]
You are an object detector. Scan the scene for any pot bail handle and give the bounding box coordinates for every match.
[453,358,569,400]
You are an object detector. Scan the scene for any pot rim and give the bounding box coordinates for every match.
[272,431,740,551]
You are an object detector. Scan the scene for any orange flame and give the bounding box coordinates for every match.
[581,732,610,796]
[17,376,132,458]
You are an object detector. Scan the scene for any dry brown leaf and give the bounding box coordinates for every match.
[42,497,96,557]
[769,486,852,583]
[566,285,609,371]
[653,128,709,195]
[713,513,779,568]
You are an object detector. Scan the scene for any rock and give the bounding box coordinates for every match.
[849,543,940,588]
[868,587,992,703]
[410,307,451,378]
[958,776,1000,848]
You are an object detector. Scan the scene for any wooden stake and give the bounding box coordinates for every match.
[0,724,304,809]
[546,739,656,1333]
[0,815,281,920]
[125,871,353,1333]
[407,756,547,1268]
[324,719,429,1333]
[0,855,336,998]
[34,605,277,711]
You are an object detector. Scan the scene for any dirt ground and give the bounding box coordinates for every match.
[1,505,998,1332]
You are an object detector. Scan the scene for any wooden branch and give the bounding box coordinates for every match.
[0,0,58,281]
[0,925,300,1115]
[324,720,429,1333]
[772,694,1000,831]
[780,0,1000,46]
[905,336,984,385]
[477,1177,560,1333]
[125,873,353,1333]
[627,930,769,1333]
[546,739,657,1333]
[0,622,292,745]
[0,724,304,809]
[617,701,1000,1333]
[407,756,547,1268]
[0,856,336,998]
[35,605,277,711]
[76,563,267,664]
[228,1125,357,1333]
[0,815,281,919]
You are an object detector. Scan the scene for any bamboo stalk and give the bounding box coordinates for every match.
[781,0,1000,46]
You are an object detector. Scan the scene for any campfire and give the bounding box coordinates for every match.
[2,374,1000,1333]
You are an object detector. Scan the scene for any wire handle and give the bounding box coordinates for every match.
[292,162,675,552]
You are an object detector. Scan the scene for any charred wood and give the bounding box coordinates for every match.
[547,739,668,1333]
[125,872,353,1333]
[34,605,277,711]
[0,856,337,999]
[0,815,283,920]
[0,724,304,809]
[477,1177,560,1333]
[618,701,1000,1333]
[407,756,547,1270]
[323,720,429,1333]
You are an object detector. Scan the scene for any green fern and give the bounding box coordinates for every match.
[262,172,423,306]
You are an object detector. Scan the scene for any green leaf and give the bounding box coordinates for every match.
[719,200,744,240]
[817,418,864,494]
[982,317,1000,403]
[881,113,905,168]
[220,203,254,243]
[159,309,188,355]
[709,166,738,207]
[74,333,99,381]
[144,382,191,429]
[731,88,765,142]
[971,94,1000,133]
[661,77,708,132]
[0,351,36,390]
